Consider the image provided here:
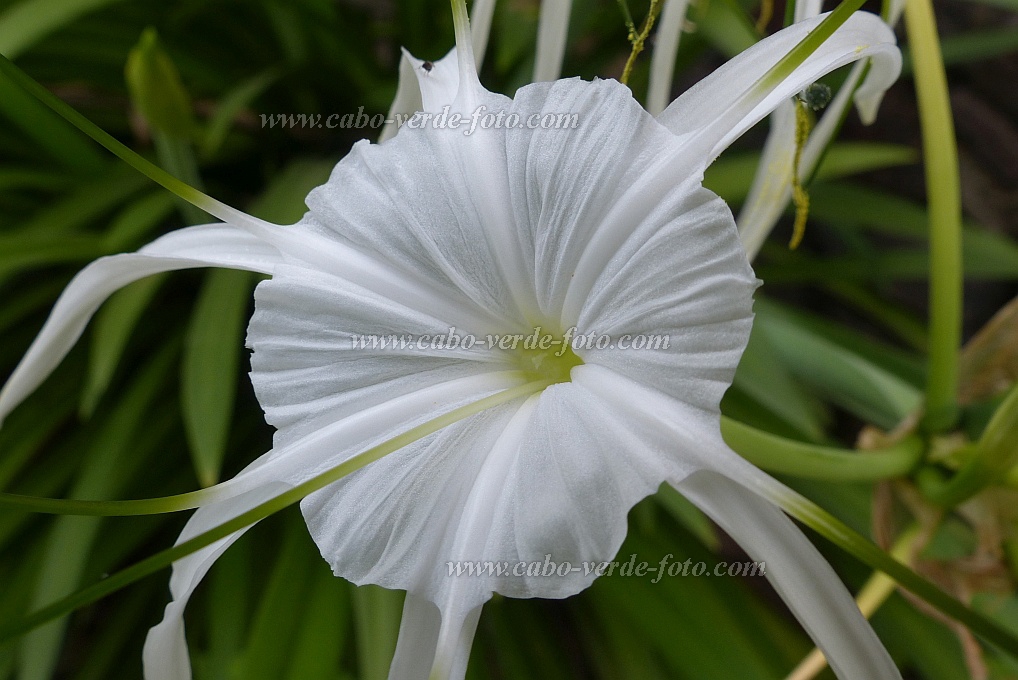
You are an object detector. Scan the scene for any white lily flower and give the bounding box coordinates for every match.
[0,3,903,679]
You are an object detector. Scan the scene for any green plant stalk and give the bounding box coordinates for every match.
[0,379,548,516]
[906,0,962,433]
[0,380,548,642]
[620,0,665,85]
[722,416,923,480]
[768,487,1018,657]
[921,384,1018,506]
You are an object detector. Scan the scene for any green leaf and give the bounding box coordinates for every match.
[233,518,316,680]
[353,585,403,680]
[755,300,923,429]
[0,0,127,59]
[201,70,280,159]
[199,535,251,680]
[705,143,918,205]
[81,275,167,418]
[283,565,350,680]
[0,76,106,174]
[181,269,252,488]
[245,159,336,224]
[733,325,829,441]
[654,484,719,550]
[17,346,174,680]
[694,0,758,57]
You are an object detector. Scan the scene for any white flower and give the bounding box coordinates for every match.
[0,3,902,679]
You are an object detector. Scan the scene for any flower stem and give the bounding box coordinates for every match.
[905,0,962,433]
[722,417,923,480]
[620,0,665,85]
[767,487,1018,656]
[920,384,1018,506]
[0,380,549,516]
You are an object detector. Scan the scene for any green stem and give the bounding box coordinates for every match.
[0,380,548,517]
[920,384,1018,506]
[906,0,962,433]
[770,487,1018,656]
[722,417,924,480]
[0,380,549,642]
[620,0,665,85]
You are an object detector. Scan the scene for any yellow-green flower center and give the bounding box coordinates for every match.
[517,341,583,384]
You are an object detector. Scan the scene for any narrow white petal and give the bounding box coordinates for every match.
[403,48,461,112]
[795,0,824,22]
[143,482,287,680]
[574,366,900,679]
[886,0,905,25]
[387,595,483,680]
[737,58,867,259]
[0,225,280,426]
[470,0,497,68]
[736,99,797,259]
[676,471,902,680]
[646,0,692,115]
[430,604,483,680]
[388,595,442,680]
[657,12,900,162]
[533,0,572,82]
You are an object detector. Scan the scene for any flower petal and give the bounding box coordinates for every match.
[247,264,518,448]
[533,0,572,82]
[379,53,424,143]
[143,482,287,680]
[576,182,757,412]
[676,470,902,680]
[144,371,528,680]
[735,99,798,259]
[299,377,682,677]
[737,60,868,259]
[302,122,523,329]
[470,0,497,67]
[387,595,442,679]
[574,366,901,679]
[657,12,900,162]
[647,0,693,115]
[402,48,460,113]
[503,77,693,324]
[0,225,281,426]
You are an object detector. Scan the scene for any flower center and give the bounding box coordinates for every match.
[515,339,583,385]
